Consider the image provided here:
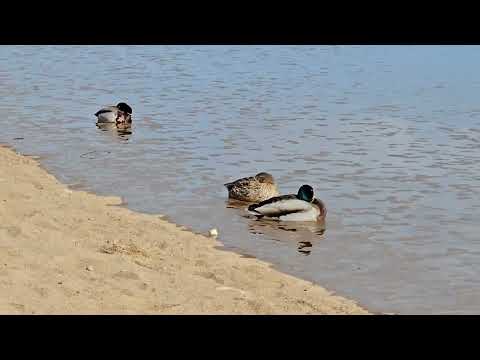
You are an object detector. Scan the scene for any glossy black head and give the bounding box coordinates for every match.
[116,102,132,115]
[297,184,314,202]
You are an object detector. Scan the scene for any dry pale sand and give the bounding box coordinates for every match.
[0,145,369,314]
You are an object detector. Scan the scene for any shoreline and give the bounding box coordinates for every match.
[0,145,369,314]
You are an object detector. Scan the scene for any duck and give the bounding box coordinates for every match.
[224,172,279,202]
[95,102,132,124]
[247,184,327,222]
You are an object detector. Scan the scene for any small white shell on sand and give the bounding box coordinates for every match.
[86,265,94,271]
[209,228,218,237]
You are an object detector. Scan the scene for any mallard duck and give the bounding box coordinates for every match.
[248,184,327,222]
[224,172,279,202]
[95,102,132,124]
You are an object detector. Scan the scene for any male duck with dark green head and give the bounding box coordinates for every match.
[95,102,133,124]
[248,185,327,222]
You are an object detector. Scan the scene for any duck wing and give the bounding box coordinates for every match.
[94,106,117,117]
[95,107,120,123]
[248,194,311,217]
[224,176,255,189]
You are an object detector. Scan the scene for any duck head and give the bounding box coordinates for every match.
[116,102,133,123]
[116,102,132,114]
[297,184,314,202]
[255,172,275,184]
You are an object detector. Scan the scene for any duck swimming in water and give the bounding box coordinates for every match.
[95,102,132,124]
[248,184,327,222]
[224,172,279,202]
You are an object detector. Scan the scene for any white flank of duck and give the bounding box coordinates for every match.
[248,185,327,222]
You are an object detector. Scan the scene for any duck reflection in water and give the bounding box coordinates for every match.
[246,217,326,256]
[225,184,327,255]
[96,122,132,140]
[226,198,252,209]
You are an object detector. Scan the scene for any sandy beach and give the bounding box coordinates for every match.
[0,145,368,314]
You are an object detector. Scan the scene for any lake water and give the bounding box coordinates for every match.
[1,45,480,314]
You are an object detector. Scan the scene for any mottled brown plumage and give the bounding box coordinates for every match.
[224,172,279,202]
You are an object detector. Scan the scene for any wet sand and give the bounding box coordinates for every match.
[0,145,368,314]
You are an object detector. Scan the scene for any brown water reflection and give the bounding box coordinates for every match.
[247,219,326,255]
[96,122,132,140]
[227,198,326,256]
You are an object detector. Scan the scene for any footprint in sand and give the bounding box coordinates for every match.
[195,271,225,285]
[113,270,140,281]
[0,226,21,237]
[9,303,26,312]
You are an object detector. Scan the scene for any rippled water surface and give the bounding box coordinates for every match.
[2,46,480,314]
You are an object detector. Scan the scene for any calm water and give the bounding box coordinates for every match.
[2,45,480,314]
